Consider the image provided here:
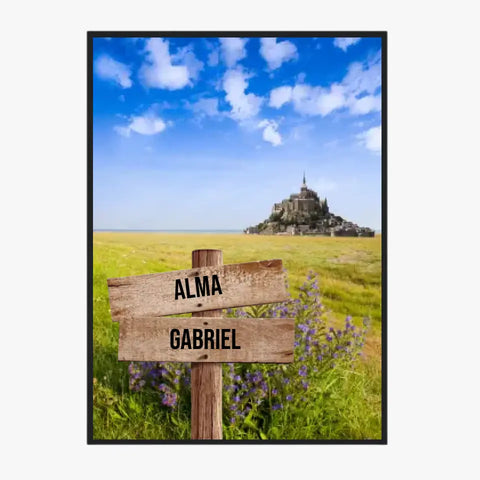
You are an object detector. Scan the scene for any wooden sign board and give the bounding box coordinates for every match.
[107,250,294,440]
[108,259,288,320]
[118,316,295,363]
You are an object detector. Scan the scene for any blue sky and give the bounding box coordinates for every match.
[93,36,382,230]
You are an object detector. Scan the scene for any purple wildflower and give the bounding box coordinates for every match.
[162,392,177,408]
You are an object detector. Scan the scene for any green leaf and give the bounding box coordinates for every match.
[108,410,123,421]
[243,410,259,431]
[117,404,130,419]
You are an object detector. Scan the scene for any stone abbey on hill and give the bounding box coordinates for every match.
[244,174,374,237]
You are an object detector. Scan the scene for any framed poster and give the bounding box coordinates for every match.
[88,31,386,444]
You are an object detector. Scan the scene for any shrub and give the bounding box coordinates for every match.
[269,211,283,222]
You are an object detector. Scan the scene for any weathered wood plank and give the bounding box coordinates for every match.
[108,259,288,320]
[118,316,295,363]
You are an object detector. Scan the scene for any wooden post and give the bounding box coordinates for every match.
[191,249,223,440]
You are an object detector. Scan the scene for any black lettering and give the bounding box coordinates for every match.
[184,279,195,298]
[211,274,223,296]
[170,329,180,349]
[195,275,210,297]
[231,329,241,349]
[174,279,185,300]
[181,329,191,349]
[221,329,230,349]
[204,329,214,349]
[192,329,203,349]
[215,329,220,349]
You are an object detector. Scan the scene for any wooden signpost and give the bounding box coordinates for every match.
[107,249,294,440]
[108,258,288,320]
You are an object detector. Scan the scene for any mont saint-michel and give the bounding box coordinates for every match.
[244,174,375,237]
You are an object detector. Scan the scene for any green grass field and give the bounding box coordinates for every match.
[93,232,382,440]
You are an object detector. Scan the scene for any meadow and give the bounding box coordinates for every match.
[93,232,382,440]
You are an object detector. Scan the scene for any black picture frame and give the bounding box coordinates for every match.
[87,31,387,444]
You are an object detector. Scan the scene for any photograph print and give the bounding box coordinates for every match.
[88,32,386,443]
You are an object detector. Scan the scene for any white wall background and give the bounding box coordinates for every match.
[1,1,479,478]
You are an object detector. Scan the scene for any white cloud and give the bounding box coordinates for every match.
[357,125,381,152]
[219,38,248,67]
[297,72,306,83]
[318,85,347,114]
[114,112,168,137]
[307,84,344,115]
[282,83,346,116]
[223,69,263,121]
[349,94,381,115]
[204,40,220,67]
[343,55,381,97]
[333,37,361,51]
[189,97,221,117]
[259,38,298,70]
[268,51,381,117]
[139,38,203,90]
[258,119,282,146]
[173,45,203,80]
[94,55,132,88]
[269,86,293,108]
